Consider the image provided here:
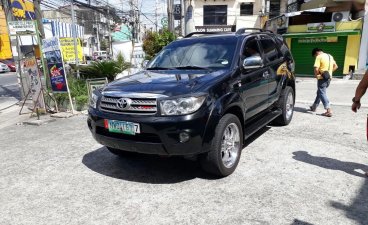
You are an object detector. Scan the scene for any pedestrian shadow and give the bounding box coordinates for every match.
[82,147,217,184]
[293,107,313,114]
[291,219,314,225]
[292,151,368,178]
[330,178,368,225]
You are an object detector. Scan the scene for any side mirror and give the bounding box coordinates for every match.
[242,56,263,70]
[142,60,149,68]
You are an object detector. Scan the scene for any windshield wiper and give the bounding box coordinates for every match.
[174,66,210,70]
[146,67,173,70]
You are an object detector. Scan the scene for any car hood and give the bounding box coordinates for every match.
[102,69,228,97]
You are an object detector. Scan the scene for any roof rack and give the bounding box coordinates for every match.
[184,32,226,38]
[235,28,274,35]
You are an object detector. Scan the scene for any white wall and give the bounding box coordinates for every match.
[191,0,262,29]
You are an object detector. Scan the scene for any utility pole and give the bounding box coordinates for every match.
[95,15,100,51]
[107,0,113,57]
[33,0,45,38]
[181,0,185,36]
[155,0,158,32]
[71,0,80,79]
[167,0,174,32]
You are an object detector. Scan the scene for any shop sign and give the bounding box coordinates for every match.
[21,57,44,108]
[7,20,36,35]
[11,0,35,20]
[173,4,181,20]
[307,22,336,33]
[298,36,338,44]
[195,25,236,33]
[59,38,83,63]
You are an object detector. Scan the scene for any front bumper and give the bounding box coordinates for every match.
[87,107,211,156]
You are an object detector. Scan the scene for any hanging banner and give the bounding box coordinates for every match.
[59,38,83,63]
[21,57,45,108]
[42,37,68,93]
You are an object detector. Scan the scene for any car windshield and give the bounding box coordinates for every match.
[148,36,237,70]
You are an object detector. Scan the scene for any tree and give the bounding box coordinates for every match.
[143,29,176,60]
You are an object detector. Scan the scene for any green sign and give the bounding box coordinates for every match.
[307,22,336,33]
[298,36,338,44]
[161,17,168,27]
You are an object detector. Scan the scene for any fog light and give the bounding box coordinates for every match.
[179,132,190,143]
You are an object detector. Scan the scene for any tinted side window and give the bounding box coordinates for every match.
[242,37,261,58]
[260,38,281,62]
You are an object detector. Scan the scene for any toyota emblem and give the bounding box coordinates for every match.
[116,98,132,110]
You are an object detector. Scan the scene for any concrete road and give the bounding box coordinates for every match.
[0,71,20,109]
[296,78,366,108]
[0,104,367,225]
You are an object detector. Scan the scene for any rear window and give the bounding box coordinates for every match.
[259,38,281,62]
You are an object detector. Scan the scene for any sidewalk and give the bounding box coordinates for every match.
[0,105,31,130]
[295,78,366,108]
[0,97,19,111]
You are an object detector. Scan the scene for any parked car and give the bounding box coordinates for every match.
[87,29,296,177]
[0,60,15,72]
[0,62,10,73]
[93,51,108,60]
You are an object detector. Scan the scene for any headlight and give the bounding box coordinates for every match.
[89,92,99,109]
[160,96,206,115]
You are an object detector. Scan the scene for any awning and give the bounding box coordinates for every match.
[300,0,364,11]
[283,30,361,38]
[285,7,326,17]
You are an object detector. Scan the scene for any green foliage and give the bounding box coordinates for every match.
[100,39,108,51]
[53,76,89,110]
[116,52,131,72]
[143,29,176,60]
[79,60,122,82]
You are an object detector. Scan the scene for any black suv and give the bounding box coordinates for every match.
[87,29,295,177]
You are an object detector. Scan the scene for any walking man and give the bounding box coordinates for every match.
[310,48,338,117]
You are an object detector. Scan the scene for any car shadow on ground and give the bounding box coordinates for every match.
[82,147,218,184]
[290,219,314,225]
[292,151,368,178]
[82,127,272,184]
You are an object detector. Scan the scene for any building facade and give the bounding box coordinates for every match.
[185,0,287,33]
[264,0,366,77]
[42,4,119,56]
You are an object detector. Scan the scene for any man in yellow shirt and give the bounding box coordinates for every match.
[310,48,338,117]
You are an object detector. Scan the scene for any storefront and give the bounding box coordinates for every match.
[283,21,362,77]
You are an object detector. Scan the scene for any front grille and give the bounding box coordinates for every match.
[100,95,157,115]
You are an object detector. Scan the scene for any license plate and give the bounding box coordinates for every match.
[105,119,140,135]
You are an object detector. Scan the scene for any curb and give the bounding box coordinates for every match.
[0,101,19,112]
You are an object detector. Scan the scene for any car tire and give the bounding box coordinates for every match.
[200,114,243,177]
[106,147,138,157]
[273,86,294,126]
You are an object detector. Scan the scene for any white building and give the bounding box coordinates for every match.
[185,0,287,34]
